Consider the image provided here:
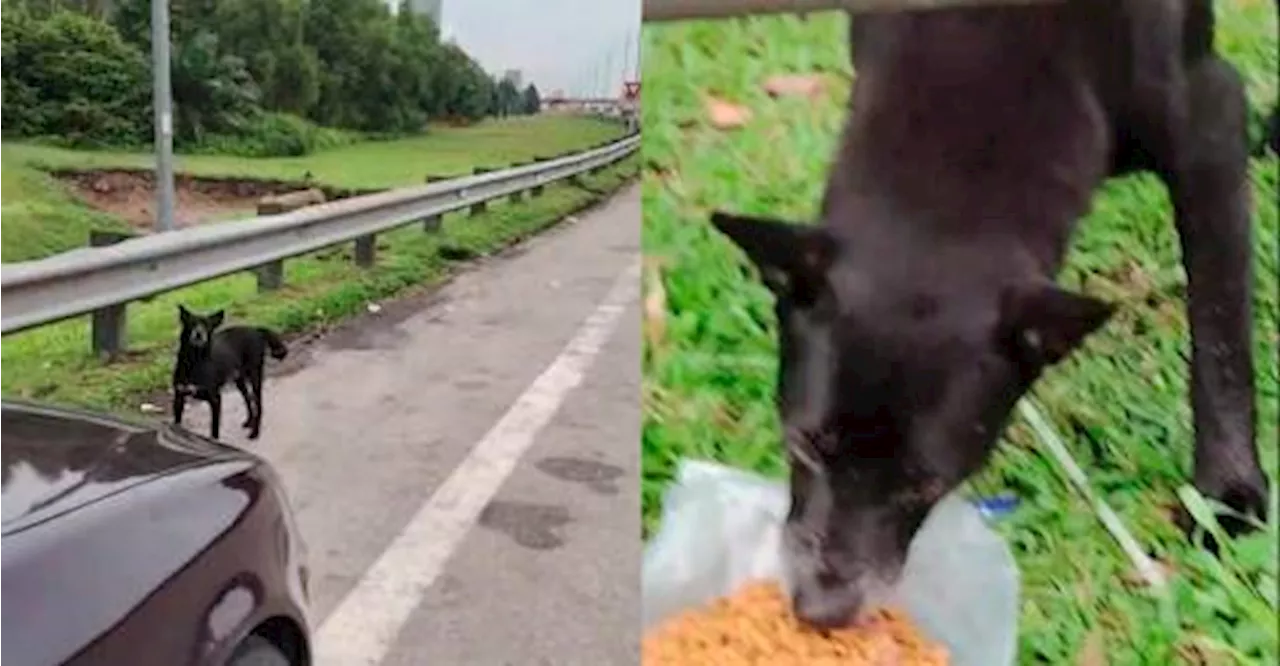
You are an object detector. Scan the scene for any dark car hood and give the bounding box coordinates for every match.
[1,400,256,535]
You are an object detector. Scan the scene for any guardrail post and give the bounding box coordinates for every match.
[255,189,326,291]
[354,235,377,268]
[422,174,450,231]
[508,162,527,204]
[256,258,285,291]
[252,197,286,290]
[588,143,608,175]
[471,167,493,216]
[88,230,134,358]
[531,157,553,197]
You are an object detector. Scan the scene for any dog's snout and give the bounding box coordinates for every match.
[791,582,863,630]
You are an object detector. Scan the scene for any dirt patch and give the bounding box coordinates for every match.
[53,168,383,231]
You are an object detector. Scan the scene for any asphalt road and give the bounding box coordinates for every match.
[186,185,642,665]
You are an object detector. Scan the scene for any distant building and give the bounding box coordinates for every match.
[402,0,443,26]
[392,0,451,40]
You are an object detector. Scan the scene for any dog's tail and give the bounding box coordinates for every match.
[261,328,289,360]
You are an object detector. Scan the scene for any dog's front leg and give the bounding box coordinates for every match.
[173,391,186,425]
[209,393,222,441]
[1167,56,1269,536]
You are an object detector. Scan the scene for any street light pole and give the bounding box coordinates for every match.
[151,0,177,232]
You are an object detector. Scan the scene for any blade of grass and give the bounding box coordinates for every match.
[1018,399,1168,589]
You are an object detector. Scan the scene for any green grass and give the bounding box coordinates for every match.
[1,115,624,264]
[639,4,1277,664]
[0,163,134,262]
[3,115,624,191]
[0,114,636,413]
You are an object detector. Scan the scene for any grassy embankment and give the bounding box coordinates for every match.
[1,115,637,411]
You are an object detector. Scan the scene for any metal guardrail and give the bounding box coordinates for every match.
[0,133,639,348]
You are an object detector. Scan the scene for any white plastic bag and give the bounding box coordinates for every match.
[642,459,1019,666]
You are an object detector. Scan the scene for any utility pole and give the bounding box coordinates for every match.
[623,29,633,81]
[604,50,614,98]
[151,0,176,232]
[626,31,638,81]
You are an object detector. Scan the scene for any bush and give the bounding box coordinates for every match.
[1,8,151,148]
[193,112,359,157]
[1,73,44,139]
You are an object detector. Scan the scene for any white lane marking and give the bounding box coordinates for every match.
[314,258,642,665]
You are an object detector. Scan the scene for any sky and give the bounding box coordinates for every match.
[399,0,641,98]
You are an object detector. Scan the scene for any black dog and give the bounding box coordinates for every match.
[173,305,288,441]
[712,0,1273,629]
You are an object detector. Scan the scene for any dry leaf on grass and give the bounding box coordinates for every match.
[643,258,669,352]
[1177,636,1237,666]
[1076,628,1106,666]
[762,73,828,99]
[704,96,752,129]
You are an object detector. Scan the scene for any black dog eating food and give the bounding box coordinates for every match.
[712,0,1275,629]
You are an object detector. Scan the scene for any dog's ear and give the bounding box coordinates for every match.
[997,284,1114,368]
[209,310,226,329]
[178,304,193,327]
[710,211,835,303]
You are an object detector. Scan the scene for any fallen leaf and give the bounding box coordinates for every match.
[762,73,827,99]
[704,96,752,129]
[1076,627,1106,666]
[643,259,668,352]
[1178,636,1235,666]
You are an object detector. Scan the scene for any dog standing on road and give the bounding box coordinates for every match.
[173,305,288,441]
[712,0,1274,629]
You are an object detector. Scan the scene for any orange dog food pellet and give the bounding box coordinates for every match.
[642,581,950,666]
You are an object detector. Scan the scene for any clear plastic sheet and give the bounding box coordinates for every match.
[642,459,1019,666]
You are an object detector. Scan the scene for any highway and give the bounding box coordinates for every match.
[184,185,642,665]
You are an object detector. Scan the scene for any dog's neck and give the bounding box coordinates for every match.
[826,14,1110,278]
[177,340,213,365]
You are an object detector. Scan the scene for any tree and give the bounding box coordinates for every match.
[211,0,320,115]
[521,84,541,115]
[5,0,510,147]
[432,43,493,122]
[302,0,390,128]
[169,29,261,142]
[111,0,219,50]
[495,78,521,117]
[1,7,151,146]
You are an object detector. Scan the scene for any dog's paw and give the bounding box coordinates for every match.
[1178,471,1270,553]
